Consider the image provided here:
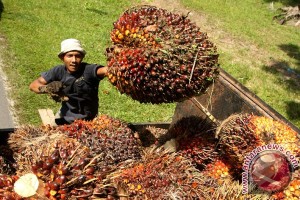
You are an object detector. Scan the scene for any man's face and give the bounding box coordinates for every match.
[62,51,84,73]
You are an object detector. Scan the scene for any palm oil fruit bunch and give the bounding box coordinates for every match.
[59,115,142,166]
[111,151,210,199]
[0,174,22,200]
[217,114,300,172]
[216,114,265,171]
[31,142,106,199]
[8,127,70,174]
[106,5,219,104]
[272,179,300,200]
[177,134,218,169]
[9,131,75,174]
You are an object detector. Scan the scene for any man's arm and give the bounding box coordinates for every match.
[29,76,48,93]
[96,66,108,78]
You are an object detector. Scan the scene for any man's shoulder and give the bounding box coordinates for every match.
[41,64,66,82]
[82,62,101,73]
[82,62,99,68]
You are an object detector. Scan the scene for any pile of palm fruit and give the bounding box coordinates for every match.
[0,115,142,199]
[0,113,299,199]
[106,5,219,104]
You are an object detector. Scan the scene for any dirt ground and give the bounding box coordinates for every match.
[0,35,19,127]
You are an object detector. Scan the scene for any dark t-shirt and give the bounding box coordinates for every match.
[41,62,103,123]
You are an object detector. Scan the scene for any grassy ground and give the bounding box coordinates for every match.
[177,0,300,128]
[0,0,299,128]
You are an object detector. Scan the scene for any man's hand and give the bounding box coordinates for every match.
[39,81,63,93]
[38,81,68,102]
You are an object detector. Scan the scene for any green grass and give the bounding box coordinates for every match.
[180,0,300,128]
[0,0,299,128]
[0,0,176,125]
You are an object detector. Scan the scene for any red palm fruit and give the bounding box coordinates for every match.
[106,5,219,104]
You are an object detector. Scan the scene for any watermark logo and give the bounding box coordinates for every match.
[242,144,298,194]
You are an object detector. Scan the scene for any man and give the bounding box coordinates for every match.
[29,38,108,125]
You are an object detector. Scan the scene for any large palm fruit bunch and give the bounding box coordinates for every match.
[249,115,300,157]
[106,5,219,104]
[216,114,264,172]
[30,141,124,199]
[216,114,300,172]
[58,115,142,165]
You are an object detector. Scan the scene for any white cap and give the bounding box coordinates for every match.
[58,38,86,57]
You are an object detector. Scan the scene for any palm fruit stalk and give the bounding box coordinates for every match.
[106,5,219,104]
[207,178,271,200]
[216,114,300,173]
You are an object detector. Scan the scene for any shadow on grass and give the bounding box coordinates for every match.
[0,0,4,19]
[86,8,108,15]
[279,43,300,67]
[262,60,300,89]
[262,43,300,122]
[286,101,300,121]
[263,0,299,7]
[262,43,300,89]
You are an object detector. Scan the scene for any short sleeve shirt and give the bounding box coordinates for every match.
[41,62,103,123]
